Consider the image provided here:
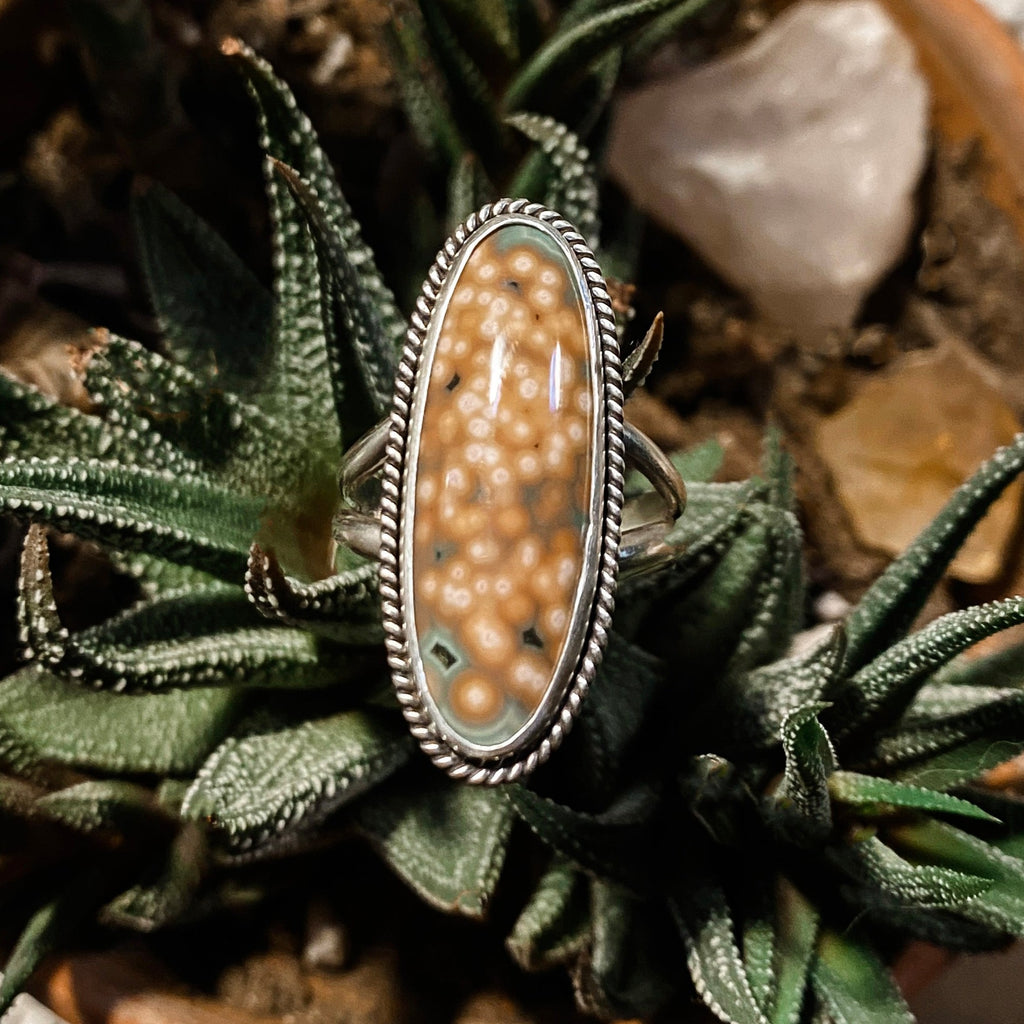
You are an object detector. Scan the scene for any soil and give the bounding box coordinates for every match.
[4,0,1024,1021]
[29,843,649,1024]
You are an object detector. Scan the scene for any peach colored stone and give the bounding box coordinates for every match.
[408,224,595,748]
[816,346,1022,583]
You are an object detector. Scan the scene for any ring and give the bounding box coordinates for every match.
[335,200,686,784]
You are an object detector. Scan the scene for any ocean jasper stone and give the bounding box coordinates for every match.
[403,219,601,756]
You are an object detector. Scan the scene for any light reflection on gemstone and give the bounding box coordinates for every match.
[548,342,563,412]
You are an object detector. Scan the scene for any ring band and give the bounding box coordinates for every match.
[335,200,686,784]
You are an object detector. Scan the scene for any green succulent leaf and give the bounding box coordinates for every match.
[626,0,724,62]
[833,596,1024,740]
[773,703,835,836]
[827,770,997,821]
[860,897,1011,952]
[620,312,664,397]
[245,543,381,643]
[508,782,661,888]
[504,0,708,113]
[725,503,804,679]
[668,479,766,566]
[507,113,600,248]
[506,856,590,970]
[760,428,796,512]
[898,681,1023,728]
[226,42,405,360]
[183,709,410,847]
[383,8,465,165]
[741,897,776,1016]
[672,439,724,485]
[0,774,47,817]
[574,880,677,1019]
[619,479,797,688]
[657,500,802,691]
[861,644,1024,787]
[695,438,804,684]
[770,878,819,1024]
[932,639,1024,689]
[615,480,757,639]
[857,678,1024,787]
[224,40,399,468]
[836,835,992,909]
[356,775,514,918]
[447,152,494,233]
[90,333,285,490]
[0,665,243,775]
[102,824,206,931]
[811,930,913,1024]
[271,161,399,440]
[436,0,519,62]
[842,432,1024,676]
[742,876,819,1024]
[261,183,334,458]
[889,819,1024,935]
[108,550,219,599]
[131,180,272,389]
[0,902,67,1016]
[574,47,624,139]
[673,882,771,1024]
[556,632,663,804]
[420,0,503,161]
[728,627,846,751]
[0,366,190,476]
[19,525,336,692]
[0,455,262,581]
[34,780,168,834]
[561,0,623,29]
[892,738,1024,792]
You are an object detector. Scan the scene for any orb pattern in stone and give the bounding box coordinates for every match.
[408,223,596,750]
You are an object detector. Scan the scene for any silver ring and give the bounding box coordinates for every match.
[335,200,686,785]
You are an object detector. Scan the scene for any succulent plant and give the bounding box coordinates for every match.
[5,5,1024,1023]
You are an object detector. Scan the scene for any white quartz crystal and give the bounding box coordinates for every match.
[981,0,1024,44]
[606,0,929,332]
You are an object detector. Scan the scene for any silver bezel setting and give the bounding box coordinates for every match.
[378,199,625,785]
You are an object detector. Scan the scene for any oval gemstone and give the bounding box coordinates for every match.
[404,220,599,754]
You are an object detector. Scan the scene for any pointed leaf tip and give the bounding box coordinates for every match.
[357,779,513,918]
[813,930,915,1024]
[844,431,1024,676]
[828,771,999,822]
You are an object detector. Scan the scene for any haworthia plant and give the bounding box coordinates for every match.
[3,10,1024,1023]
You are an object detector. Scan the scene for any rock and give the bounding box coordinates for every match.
[302,899,350,972]
[304,948,411,1024]
[815,345,1022,584]
[606,0,929,334]
[980,0,1024,44]
[452,991,535,1024]
[41,950,278,1024]
[814,591,852,623]
[0,990,66,1024]
[218,952,310,1016]
[0,304,98,410]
